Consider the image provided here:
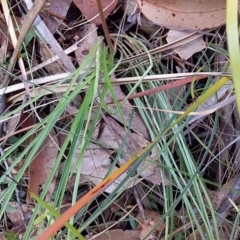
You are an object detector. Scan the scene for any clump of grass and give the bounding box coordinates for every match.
[0,1,239,239]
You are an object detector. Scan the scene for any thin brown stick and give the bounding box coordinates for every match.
[95,0,114,52]
[2,0,46,88]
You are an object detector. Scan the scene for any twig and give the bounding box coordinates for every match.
[133,187,147,221]
[1,0,47,88]
[133,187,157,240]
[0,0,46,142]
[24,0,76,75]
[95,0,114,52]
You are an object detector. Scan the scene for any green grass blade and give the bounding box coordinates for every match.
[29,192,85,240]
[226,0,240,113]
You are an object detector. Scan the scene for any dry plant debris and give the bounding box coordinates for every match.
[6,202,33,236]
[166,30,206,60]
[136,0,238,30]
[90,229,141,240]
[19,113,59,203]
[0,0,239,239]
[73,0,118,25]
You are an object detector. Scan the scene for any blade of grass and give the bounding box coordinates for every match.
[29,192,84,240]
[3,39,103,240]
[226,0,240,114]
[66,43,103,239]
[37,76,230,239]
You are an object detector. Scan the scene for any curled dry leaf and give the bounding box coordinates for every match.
[73,142,142,193]
[166,30,206,60]
[136,209,165,233]
[73,0,118,25]
[136,0,240,30]
[96,116,169,186]
[6,202,33,235]
[189,74,232,124]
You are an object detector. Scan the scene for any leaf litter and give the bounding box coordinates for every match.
[0,0,240,239]
[18,113,59,203]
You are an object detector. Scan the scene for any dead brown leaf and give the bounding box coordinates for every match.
[6,202,32,224]
[73,0,118,25]
[27,128,59,203]
[72,142,142,193]
[101,85,149,139]
[186,224,230,240]
[75,23,98,65]
[136,209,165,239]
[6,202,33,235]
[96,116,169,186]
[44,0,72,34]
[206,176,240,210]
[166,30,206,60]
[90,229,140,240]
[19,113,59,203]
[136,0,239,30]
